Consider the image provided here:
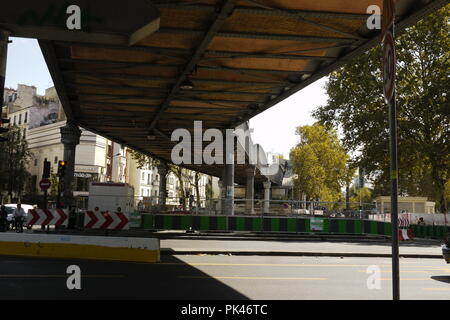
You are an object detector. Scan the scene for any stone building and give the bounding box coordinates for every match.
[3,84,212,209]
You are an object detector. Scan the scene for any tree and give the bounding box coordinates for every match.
[290,123,351,204]
[129,149,206,209]
[349,186,373,210]
[0,126,33,202]
[313,6,450,212]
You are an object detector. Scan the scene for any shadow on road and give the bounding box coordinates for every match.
[0,255,249,300]
[431,276,450,284]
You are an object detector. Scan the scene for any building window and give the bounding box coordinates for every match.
[141,189,144,196]
[24,112,28,123]
[142,172,145,180]
[18,114,22,125]
[147,189,150,196]
[148,174,151,185]
[23,128,26,139]
[13,115,16,125]
[54,156,58,164]
[34,159,38,166]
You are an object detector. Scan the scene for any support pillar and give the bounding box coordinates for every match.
[157,162,168,212]
[263,179,271,215]
[0,30,9,97]
[245,166,255,215]
[60,122,81,208]
[222,139,234,216]
[0,30,10,201]
[217,179,223,214]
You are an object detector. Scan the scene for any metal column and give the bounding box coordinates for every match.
[245,166,255,214]
[157,163,168,212]
[60,122,81,209]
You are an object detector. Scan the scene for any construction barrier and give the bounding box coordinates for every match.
[141,214,392,236]
[84,210,129,230]
[0,233,159,263]
[399,229,415,241]
[397,215,414,240]
[411,224,450,239]
[27,209,68,226]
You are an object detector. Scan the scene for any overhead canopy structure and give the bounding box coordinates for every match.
[38,0,447,184]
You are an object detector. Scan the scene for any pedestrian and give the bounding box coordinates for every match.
[13,203,26,233]
[417,217,426,225]
[189,194,194,211]
[0,205,7,232]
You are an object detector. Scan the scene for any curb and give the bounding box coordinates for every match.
[161,249,443,259]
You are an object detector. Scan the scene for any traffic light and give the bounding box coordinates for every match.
[43,160,51,178]
[57,160,67,177]
[0,115,10,143]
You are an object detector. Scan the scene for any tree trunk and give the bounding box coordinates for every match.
[195,172,201,209]
[431,165,448,213]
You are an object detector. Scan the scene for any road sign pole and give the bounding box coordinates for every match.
[57,178,61,209]
[43,190,48,209]
[386,23,400,301]
[389,87,400,301]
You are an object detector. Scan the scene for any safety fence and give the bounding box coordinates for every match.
[140,214,392,236]
[410,224,450,239]
[369,212,449,226]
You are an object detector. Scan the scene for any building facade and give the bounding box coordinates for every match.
[3,84,212,209]
[374,196,436,214]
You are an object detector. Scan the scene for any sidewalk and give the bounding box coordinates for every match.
[28,228,446,259]
[161,238,445,259]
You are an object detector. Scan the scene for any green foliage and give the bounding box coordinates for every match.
[0,126,33,201]
[129,149,159,169]
[313,6,450,212]
[290,123,351,203]
[128,149,206,207]
[349,187,373,207]
[49,167,59,200]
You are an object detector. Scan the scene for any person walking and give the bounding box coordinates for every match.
[13,204,26,233]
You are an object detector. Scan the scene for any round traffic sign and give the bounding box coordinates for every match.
[39,178,51,190]
[383,30,396,103]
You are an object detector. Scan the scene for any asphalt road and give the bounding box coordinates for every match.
[160,238,444,256]
[1,254,449,300]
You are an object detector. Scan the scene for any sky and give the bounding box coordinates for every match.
[5,37,329,159]
[5,38,54,95]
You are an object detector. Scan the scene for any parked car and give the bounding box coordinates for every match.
[443,233,450,264]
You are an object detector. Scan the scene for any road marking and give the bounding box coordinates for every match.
[422,288,450,291]
[0,275,125,278]
[357,270,430,273]
[380,278,433,281]
[162,263,380,267]
[179,276,327,280]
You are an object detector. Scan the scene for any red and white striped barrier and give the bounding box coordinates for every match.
[398,228,414,241]
[398,214,413,240]
[398,216,410,228]
[84,211,129,230]
[26,209,68,226]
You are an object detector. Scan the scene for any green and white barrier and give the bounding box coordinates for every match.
[141,214,392,236]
